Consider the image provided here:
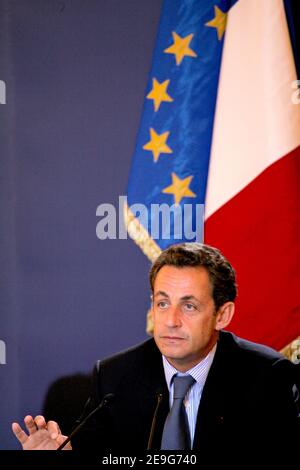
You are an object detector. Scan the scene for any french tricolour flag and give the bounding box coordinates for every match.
[205,0,300,352]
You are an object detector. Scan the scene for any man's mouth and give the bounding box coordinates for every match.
[160,335,186,341]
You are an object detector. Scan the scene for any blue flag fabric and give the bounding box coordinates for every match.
[126,0,237,259]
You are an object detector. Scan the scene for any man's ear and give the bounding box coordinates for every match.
[150,295,154,311]
[215,302,235,331]
[149,296,154,318]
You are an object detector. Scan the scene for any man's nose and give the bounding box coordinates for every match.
[164,306,182,327]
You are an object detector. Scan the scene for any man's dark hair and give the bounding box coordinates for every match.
[149,243,237,310]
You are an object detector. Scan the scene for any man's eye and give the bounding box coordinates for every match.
[183,303,196,312]
[157,301,168,309]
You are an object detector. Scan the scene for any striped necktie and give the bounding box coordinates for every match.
[161,375,195,450]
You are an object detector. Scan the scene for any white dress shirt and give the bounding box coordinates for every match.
[162,343,217,447]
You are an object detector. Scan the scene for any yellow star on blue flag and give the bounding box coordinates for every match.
[126,0,233,259]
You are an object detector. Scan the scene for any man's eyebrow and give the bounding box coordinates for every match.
[153,291,170,298]
[180,295,201,303]
[153,293,201,303]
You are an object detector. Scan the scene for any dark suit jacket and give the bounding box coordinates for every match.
[72,331,299,460]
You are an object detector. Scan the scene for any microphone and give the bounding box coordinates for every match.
[147,392,163,450]
[56,393,115,450]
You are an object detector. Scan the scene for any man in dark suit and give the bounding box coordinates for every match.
[12,243,299,458]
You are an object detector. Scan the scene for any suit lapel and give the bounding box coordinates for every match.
[193,332,236,451]
[133,339,169,449]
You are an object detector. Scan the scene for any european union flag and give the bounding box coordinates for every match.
[126,0,235,260]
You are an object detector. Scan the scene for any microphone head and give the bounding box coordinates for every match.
[57,392,116,450]
[93,393,115,413]
[103,393,115,404]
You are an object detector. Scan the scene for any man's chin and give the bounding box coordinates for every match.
[158,340,187,357]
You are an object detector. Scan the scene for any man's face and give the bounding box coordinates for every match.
[152,265,222,372]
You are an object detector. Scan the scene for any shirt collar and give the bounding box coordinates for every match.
[162,342,217,390]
